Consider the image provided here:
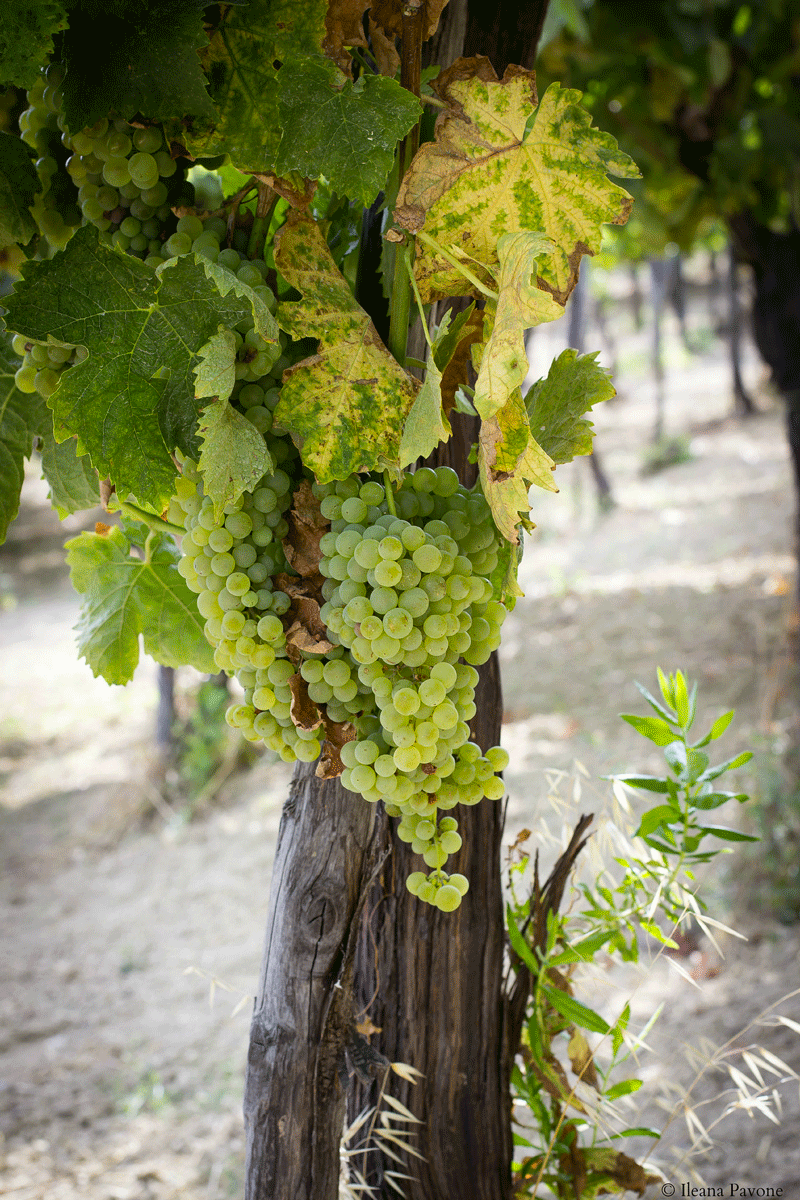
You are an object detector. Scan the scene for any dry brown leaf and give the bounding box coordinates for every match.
[316,715,357,779]
[368,14,399,78]
[356,1015,382,1038]
[282,479,329,579]
[582,1149,662,1196]
[323,0,370,75]
[288,673,324,731]
[567,1029,599,1090]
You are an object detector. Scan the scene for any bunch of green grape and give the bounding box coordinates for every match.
[313,469,509,910]
[171,454,510,911]
[60,113,193,257]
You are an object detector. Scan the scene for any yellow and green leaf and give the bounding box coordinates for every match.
[274,212,418,482]
[395,59,639,304]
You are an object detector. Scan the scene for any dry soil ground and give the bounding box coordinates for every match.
[2,267,800,1199]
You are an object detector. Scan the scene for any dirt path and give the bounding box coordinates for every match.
[2,277,799,1198]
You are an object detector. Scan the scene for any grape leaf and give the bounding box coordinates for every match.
[276,56,422,207]
[0,333,47,542]
[525,348,615,464]
[472,232,564,421]
[0,133,38,249]
[60,0,216,133]
[478,387,557,543]
[274,211,418,482]
[395,59,639,304]
[0,0,68,90]
[65,523,216,685]
[195,354,273,522]
[40,430,100,518]
[5,227,279,513]
[174,0,328,173]
[398,356,449,471]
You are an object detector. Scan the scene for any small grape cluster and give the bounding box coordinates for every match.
[19,65,81,249]
[60,114,192,257]
[169,445,358,765]
[10,332,87,399]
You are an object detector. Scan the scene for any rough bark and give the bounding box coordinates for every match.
[243,769,381,1200]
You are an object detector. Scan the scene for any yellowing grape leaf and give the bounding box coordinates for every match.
[395,58,639,304]
[479,388,556,544]
[472,232,563,420]
[192,327,274,517]
[274,211,418,482]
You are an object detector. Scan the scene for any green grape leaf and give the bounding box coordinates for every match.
[276,56,422,207]
[60,0,216,132]
[395,60,639,303]
[398,356,449,469]
[0,132,39,249]
[174,0,328,173]
[5,227,278,513]
[397,307,463,469]
[0,0,68,89]
[274,211,418,482]
[196,397,273,520]
[0,334,47,542]
[473,232,564,421]
[194,327,238,407]
[65,523,216,685]
[478,388,557,543]
[525,348,615,464]
[40,430,100,517]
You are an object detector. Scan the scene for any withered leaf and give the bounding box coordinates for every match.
[288,672,324,730]
[316,714,356,779]
[438,306,484,418]
[567,1029,599,1090]
[283,478,329,579]
[323,0,370,75]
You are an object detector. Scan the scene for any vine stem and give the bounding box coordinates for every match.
[246,183,278,261]
[117,500,184,537]
[387,0,424,370]
[415,228,499,301]
[383,470,398,516]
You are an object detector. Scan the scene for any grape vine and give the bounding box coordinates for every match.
[1,18,637,915]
